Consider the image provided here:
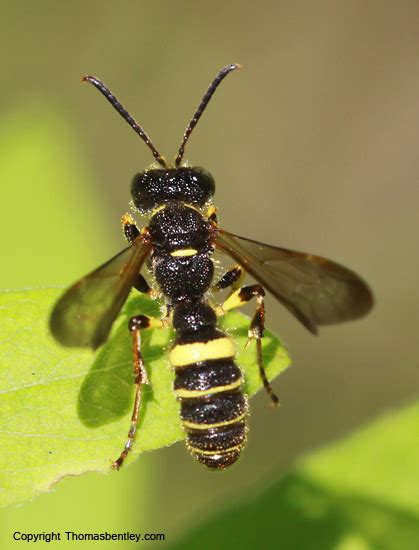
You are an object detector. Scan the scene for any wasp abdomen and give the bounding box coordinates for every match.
[171,320,248,470]
[177,371,248,469]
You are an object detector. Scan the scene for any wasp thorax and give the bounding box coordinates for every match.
[148,203,211,252]
[131,167,215,212]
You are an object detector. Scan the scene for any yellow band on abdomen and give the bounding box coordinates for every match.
[188,444,243,456]
[170,337,235,368]
[174,378,242,398]
[182,413,247,431]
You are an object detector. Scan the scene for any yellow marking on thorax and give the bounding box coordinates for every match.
[175,378,242,398]
[169,338,235,368]
[121,213,135,225]
[206,204,217,218]
[182,413,247,431]
[170,248,198,257]
[149,204,167,219]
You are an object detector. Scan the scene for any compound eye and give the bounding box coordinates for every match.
[191,167,215,200]
[131,169,167,212]
[131,171,150,211]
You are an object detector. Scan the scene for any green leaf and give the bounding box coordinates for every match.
[0,288,290,508]
[168,401,419,550]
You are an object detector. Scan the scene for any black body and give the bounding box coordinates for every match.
[144,174,248,469]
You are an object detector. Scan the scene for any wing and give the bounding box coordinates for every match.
[216,229,373,334]
[50,237,152,349]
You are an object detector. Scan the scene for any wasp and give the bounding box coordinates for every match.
[50,64,373,470]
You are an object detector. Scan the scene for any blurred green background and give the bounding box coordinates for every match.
[1,1,419,548]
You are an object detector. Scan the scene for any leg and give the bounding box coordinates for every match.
[122,212,140,244]
[112,314,163,470]
[122,213,156,297]
[133,273,153,295]
[213,264,244,292]
[217,284,279,406]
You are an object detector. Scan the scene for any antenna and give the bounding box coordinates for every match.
[175,63,241,167]
[82,75,167,168]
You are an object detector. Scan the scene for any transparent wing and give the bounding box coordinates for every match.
[50,237,152,349]
[216,229,373,334]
